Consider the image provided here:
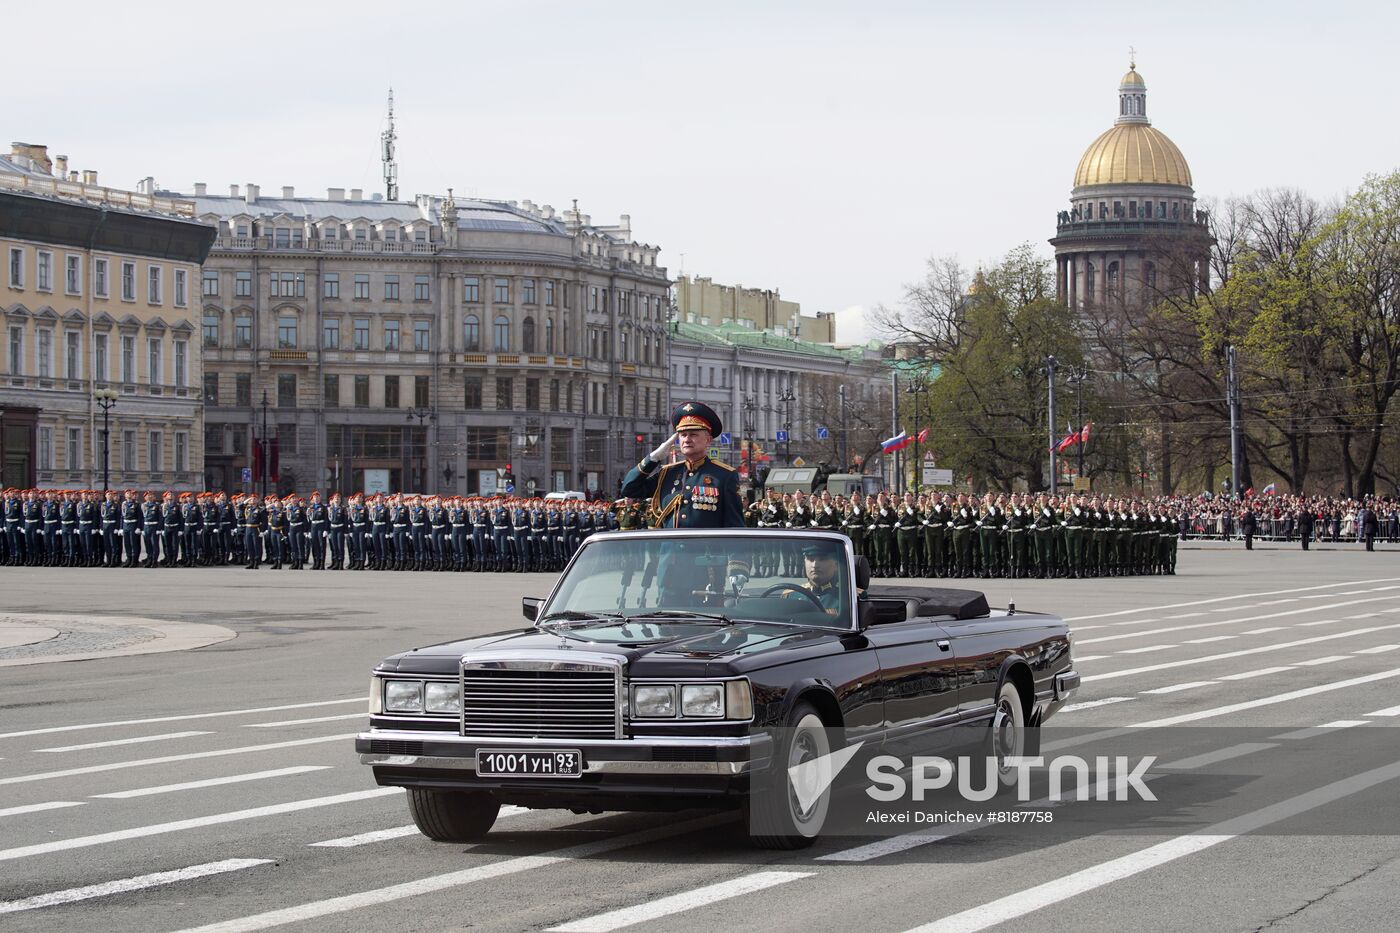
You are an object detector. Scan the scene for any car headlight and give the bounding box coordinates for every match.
[725,679,754,721]
[424,681,461,714]
[369,676,383,715]
[632,684,676,718]
[680,684,724,718]
[384,680,423,713]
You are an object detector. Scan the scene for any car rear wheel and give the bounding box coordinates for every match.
[407,788,501,842]
[747,701,833,849]
[986,679,1026,792]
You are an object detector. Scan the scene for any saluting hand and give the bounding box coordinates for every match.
[649,432,678,463]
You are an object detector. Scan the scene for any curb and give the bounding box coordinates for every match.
[0,615,238,667]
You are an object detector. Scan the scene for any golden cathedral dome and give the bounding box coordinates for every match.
[1074,123,1192,187]
[1119,67,1145,88]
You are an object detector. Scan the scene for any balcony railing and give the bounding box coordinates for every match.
[0,173,197,218]
[213,236,438,255]
[1052,218,1211,238]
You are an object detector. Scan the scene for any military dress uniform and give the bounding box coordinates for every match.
[620,403,744,530]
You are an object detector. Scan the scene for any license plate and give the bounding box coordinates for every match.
[476,748,583,778]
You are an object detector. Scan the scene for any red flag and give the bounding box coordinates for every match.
[916,428,929,444]
[1054,430,1080,453]
[251,437,263,483]
[1079,422,1092,444]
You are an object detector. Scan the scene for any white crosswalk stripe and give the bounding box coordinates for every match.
[0,858,273,915]
[92,765,332,799]
[36,731,213,753]
[547,871,813,932]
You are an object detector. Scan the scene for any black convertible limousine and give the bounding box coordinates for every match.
[357,529,1079,848]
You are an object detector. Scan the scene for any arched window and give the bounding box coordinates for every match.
[463,314,480,351]
[544,318,554,354]
[620,329,629,361]
[522,316,536,354]
[1085,263,1096,302]
[493,314,511,351]
[1107,261,1120,295]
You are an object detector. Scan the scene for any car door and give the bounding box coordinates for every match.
[864,614,960,755]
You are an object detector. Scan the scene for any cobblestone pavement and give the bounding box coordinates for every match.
[0,616,163,661]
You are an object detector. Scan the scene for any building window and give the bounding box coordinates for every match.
[121,335,135,382]
[277,317,298,349]
[464,376,483,409]
[383,226,397,242]
[37,251,53,291]
[354,375,369,408]
[202,270,219,296]
[234,314,251,348]
[149,430,163,472]
[494,278,510,303]
[122,262,136,301]
[204,424,224,453]
[353,318,370,350]
[493,315,510,351]
[544,318,554,354]
[174,340,187,387]
[200,312,219,348]
[525,377,540,411]
[93,332,107,381]
[147,265,161,303]
[324,373,339,407]
[495,376,512,410]
[36,328,52,378]
[1107,261,1120,295]
[122,429,136,471]
[174,432,188,472]
[384,274,400,301]
[277,373,297,408]
[353,274,370,299]
[1085,263,1096,300]
[65,331,80,378]
[413,320,430,351]
[522,317,536,354]
[65,426,82,470]
[38,427,52,471]
[234,271,252,298]
[414,228,426,242]
[147,337,161,386]
[1145,262,1157,290]
[322,318,340,349]
[463,315,480,351]
[414,375,429,408]
[549,379,560,411]
[94,258,108,297]
[321,223,337,240]
[354,226,366,240]
[66,255,81,295]
[235,372,251,407]
[544,280,555,306]
[9,326,24,375]
[522,279,536,305]
[271,272,305,298]
[323,273,339,299]
[463,276,480,303]
[383,319,400,351]
[414,275,430,301]
[7,247,21,287]
[203,371,219,404]
[174,269,188,307]
[384,375,400,408]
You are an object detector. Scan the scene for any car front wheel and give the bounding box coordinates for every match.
[986,679,1026,791]
[747,701,834,849]
[407,788,501,842]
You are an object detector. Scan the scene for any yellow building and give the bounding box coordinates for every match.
[1,143,216,490]
[672,274,836,343]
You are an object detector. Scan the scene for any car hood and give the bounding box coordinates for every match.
[380,620,833,674]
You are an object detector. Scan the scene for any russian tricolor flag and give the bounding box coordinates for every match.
[882,431,911,453]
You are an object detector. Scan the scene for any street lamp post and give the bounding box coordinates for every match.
[777,385,796,464]
[406,407,435,493]
[95,388,118,494]
[741,395,758,482]
[259,390,270,498]
[1066,366,1090,482]
[906,379,929,491]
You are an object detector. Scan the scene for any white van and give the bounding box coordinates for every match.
[544,491,587,501]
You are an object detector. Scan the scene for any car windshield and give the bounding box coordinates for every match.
[544,533,853,629]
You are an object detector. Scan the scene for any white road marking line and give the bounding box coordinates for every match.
[92,766,332,799]
[1243,627,1285,635]
[1059,697,1135,713]
[1295,655,1349,666]
[547,870,813,932]
[1163,612,1205,619]
[242,714,366,728]
[0,858,273,915]
[1365,704,1400,716]
[1218,667,1295,681]
[1083,622,1400,683]
[1119,644,1176,654]
[0,733,357,787]
[0,788,399,864]
[1064,578,1400,622]
[0,698,363,740]
[1079,595,1400,645]
[1356,644,1400,654]
[818,830,976,862]
[0,801,85,818]
[1186,636,1235,644]
[168,812,735,933]
[1134,667,1400,727]
[1141,682,1215,695]
[1070,655,1108,663]
[898,758,1400,933]
[308,806,530,848]
[1160,743,1277,770]
[1299,619,1341,627]
[35,731,213,754]
[1274,720,1371,740]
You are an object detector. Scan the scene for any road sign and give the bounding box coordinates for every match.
[923,451,935,462]
[1073,476,1092,492]
[816,426,829,440]
[775,430,789,443]
[240,467,252,483]
[923,467,954,486]
[717,432,732,446]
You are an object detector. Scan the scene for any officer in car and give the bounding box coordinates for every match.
[784,542,846,615]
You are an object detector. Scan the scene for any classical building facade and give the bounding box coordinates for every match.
[667,321,888,473]
[176,184,670,497]
[1,144,215,490]
[673,274,836,343]
[1050,64,1212,311]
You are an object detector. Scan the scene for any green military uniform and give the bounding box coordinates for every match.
[922,499,947,577]
[870,500,896,577]
[1032,503,1058,578]
[951,500,976,577]
[894,500,922,577]
[1006,501,1030,578]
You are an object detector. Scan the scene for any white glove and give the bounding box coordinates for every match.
[648,432,678,463]
[727,571,750,593]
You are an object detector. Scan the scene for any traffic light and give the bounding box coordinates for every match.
[504,464,515,487]
[635,434,645,444]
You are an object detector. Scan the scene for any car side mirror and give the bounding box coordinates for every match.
[854,555,871,591]
[858,599,876,631]
[522,596,543,622]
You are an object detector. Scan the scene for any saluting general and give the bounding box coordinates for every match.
[621,401,745,529]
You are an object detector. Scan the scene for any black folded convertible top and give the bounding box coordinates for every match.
[864,586,991,620]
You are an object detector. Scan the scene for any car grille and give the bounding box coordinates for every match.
[460,656,621,739]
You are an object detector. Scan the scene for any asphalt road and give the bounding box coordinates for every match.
[2,542,1399,932]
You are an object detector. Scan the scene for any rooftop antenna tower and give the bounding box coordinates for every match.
[381,88,399,201]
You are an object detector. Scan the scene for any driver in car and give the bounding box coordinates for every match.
[783,543,845,615]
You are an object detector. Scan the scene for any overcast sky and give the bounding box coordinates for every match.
[9,0,1397,342]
